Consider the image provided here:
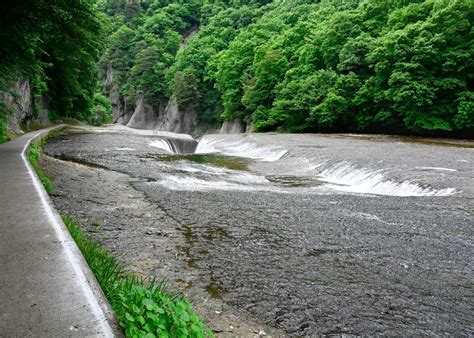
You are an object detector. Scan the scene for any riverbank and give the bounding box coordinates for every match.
[40,140,282,336]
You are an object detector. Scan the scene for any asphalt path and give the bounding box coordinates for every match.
[0,128,116,337]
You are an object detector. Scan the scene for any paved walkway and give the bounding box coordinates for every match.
[0,128,116,336]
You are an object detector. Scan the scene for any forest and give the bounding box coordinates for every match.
[0,0,111,143]
[99,0,473,136]
[1,0,473,141]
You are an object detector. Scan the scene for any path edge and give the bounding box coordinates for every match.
[22,125,120,337]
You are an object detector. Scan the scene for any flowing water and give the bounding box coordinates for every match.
[147,135,458,197]
[42,129,474,336]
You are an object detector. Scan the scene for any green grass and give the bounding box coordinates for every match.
[27,142,53,193]
[0,122,9,144]
[62,214,211,338]
[0,102,10,144]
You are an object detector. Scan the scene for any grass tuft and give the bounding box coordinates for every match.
[27,142,53,193]
[62,214,212,338]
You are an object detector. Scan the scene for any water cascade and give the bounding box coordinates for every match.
[149,138,197,154]
[317,162,456,197]
[195,136,288,162]
[148,136,456,197]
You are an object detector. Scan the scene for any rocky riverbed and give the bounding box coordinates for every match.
[41,126,474,336]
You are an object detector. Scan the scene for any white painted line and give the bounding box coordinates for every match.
[21,129,115,337]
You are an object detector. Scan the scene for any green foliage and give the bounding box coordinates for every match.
[28,142,53,193]
[166,4,267,123]
[454,91,474,129]
[0,0,108,125]
[62,213,212,337]
[173,70,202,108]
[98,0,472,136]
[99,0,204,107]
[226,0,473,135]
[0,102,10,144]
[3,0,471,136]
[89,94,113,126]
[100,0,269,124]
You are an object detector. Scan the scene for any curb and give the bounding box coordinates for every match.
[22,126,120,337]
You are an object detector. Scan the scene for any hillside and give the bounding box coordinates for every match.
[98,0,474,136]
[0,0,473,142]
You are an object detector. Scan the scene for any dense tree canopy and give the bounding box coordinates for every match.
[0,0,109,135]
[1,0,472,140]
[100,0,473,136]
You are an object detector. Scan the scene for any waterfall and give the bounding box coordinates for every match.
[148,138,197,154]
[148,139,179,153]
[195,136,288,162]
[148,135,456,197]
[318,162,456,197]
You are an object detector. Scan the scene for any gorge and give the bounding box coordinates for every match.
[0,0,473,336]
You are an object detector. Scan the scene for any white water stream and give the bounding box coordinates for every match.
[149,139,177,153]
[148,135,457,197]
[317,162,456,197]
[195,136,288,162]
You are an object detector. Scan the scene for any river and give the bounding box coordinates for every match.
[41,126,473,336]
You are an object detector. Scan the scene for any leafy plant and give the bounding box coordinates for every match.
[88,93,113,126]
[62,214,212,338]
[91,219,103,230]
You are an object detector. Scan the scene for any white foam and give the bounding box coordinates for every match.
[115,147,135,151]
[149,139,174,153]
[195,136,288,162]
[318,162,456,197]
[156,159,457,197]
[182,162,268,183]
[155,175,281,193]
[179,163,228,175]
[416,166,457,172]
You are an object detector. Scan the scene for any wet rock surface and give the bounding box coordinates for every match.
[41,127,474,336]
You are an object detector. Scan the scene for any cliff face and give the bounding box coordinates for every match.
[105,66,135,125]
[105,73,251,135]
[104,65,201,134]
[103,28,252,136]
[156,100,198,134]
[0,78,48,135]
[220,119,245,134]
[105,69,251,136]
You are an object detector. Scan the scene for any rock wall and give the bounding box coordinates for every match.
[220,119,245,134]
[0,78,48,134]
[157,100,198,134]
[104,65,202,134]
[104,66,252,136]
[126,94,163,130]
[103,27,204,136]
[104,66,135,125]
[245,122,253,133]
[101,27,254,137]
